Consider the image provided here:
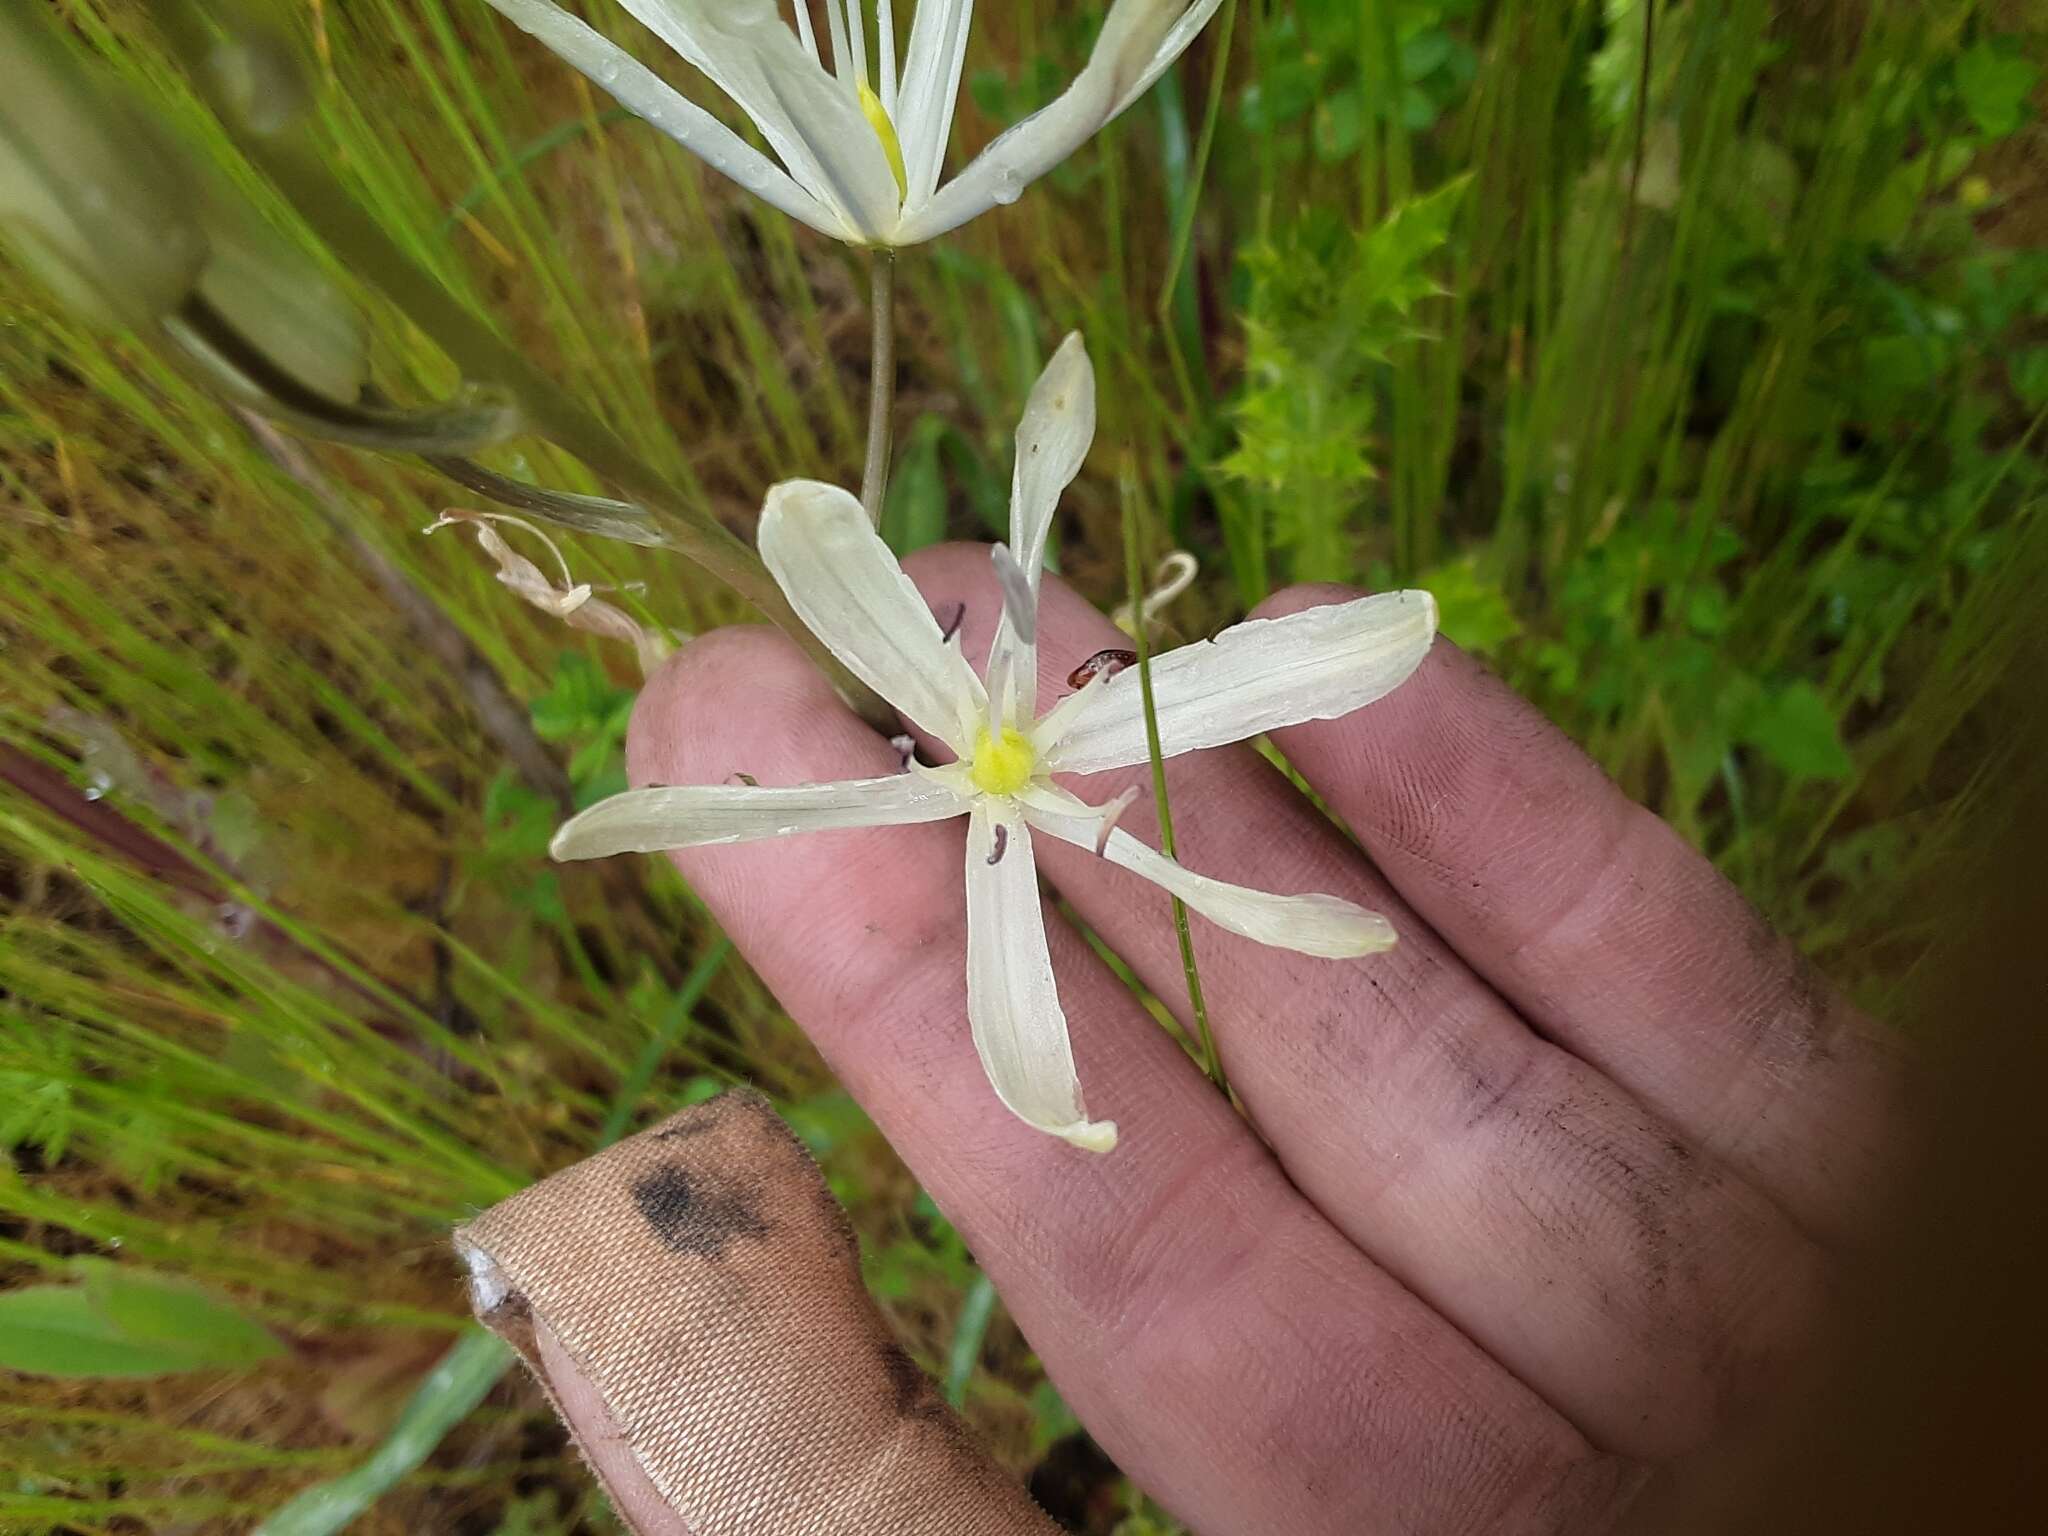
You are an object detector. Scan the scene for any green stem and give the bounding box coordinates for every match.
[943,1272,998,1409]
[1155,0,1238,323]
[251,1327,511,1536]
[861,250,898,525]
[596,939,732,1148]
[1119,462,1224,1095]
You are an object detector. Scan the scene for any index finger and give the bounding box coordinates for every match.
[1257,585,1904,1242]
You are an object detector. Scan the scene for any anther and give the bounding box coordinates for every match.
[987,824,1009,865]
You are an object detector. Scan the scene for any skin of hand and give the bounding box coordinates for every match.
[551,545,1905,1536]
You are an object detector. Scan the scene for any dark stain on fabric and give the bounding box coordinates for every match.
[648,1087,749,1142]
[880,1339,942,1419]
[630,1165,769,1258]
[651,1119,716,1143]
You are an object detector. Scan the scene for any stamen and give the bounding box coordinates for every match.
[889,733,916,773]
[1066,648,1137,688]
[990,542,1038,643]
[790,0,820,65]
[1028,665,1112,754]
[933,600,966,643]
[986,823,1009,865]
[726,771,761,787]
[823,0,855,90]
[984,647,1012,733]
[1090,787,1141,855]
[877,0,898,114]
[844,0,869,88]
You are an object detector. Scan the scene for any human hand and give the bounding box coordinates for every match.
[558,546,1902,1535]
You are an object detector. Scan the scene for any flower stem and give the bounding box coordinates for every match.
[861,249,898,525]
[1119,459,1226,1098]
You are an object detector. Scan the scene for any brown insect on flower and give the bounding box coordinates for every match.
[1066,649,1137,689]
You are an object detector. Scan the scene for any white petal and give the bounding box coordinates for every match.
[1009,332,1095,582]
[893,0,1214,244]
[483,0,844,237]
[894,0,974,208]
[758,480,986,752]
[987,332,1094,724]
[550,772,965,860]
[1111,0,1225,117]
[1041,590,1438,776]
[964,806,1117,1152]
[615,0,901,240]
[1023,790,1396,958]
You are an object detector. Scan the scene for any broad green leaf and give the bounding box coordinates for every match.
[882,414,949,557]
[2011,347,2048,409]
[0,1268,281,1378]
[1744,681,1854,780]
[1954,43,2039,139]
[1314,87,1367,163]
[81,1260,282,1362]
[1414,554,1522,656]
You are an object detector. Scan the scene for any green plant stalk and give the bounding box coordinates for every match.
[597,938,733,1147]
[434,105,635,238]
[862,250,899,524]
[1156,0,1237,327]
[250,1325,512,1536]
[1120,463,1223,1093]
[943,1271,998,1409]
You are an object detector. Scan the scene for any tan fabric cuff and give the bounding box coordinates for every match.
[453,1089,1059,1535]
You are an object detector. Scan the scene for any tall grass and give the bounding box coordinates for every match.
[2,1,2042,1531]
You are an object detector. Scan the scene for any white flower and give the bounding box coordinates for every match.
[483,0,1224,246]
[551,336,1438,1151]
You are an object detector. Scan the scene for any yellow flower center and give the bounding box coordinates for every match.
[857,81,909,201]
[968,726,1035,797]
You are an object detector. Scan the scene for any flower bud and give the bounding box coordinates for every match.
[0,8,207,325]
[1094,0,1192,101]
[191,190,369,407]
[183,0,316,137]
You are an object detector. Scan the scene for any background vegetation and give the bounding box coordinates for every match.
[2,0,2043,1531]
